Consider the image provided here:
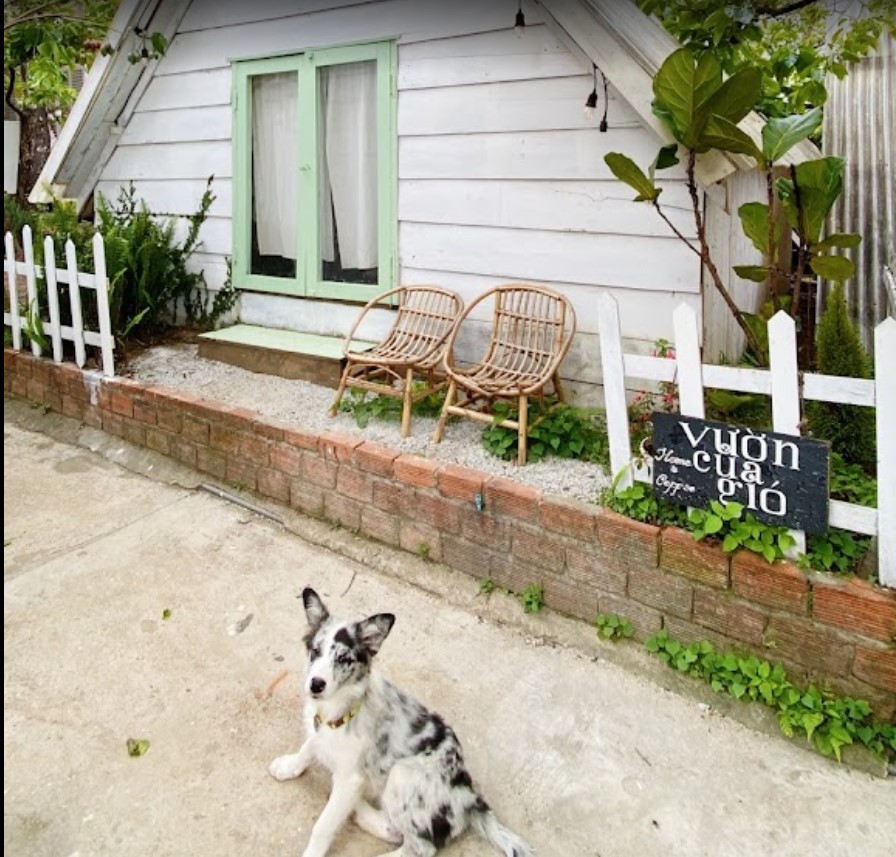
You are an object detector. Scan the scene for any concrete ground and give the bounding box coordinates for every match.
[4,397,896,857]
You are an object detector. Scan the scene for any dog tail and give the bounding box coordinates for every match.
[469,800,533,857]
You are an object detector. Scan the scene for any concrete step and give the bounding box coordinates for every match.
[197,324,375,388]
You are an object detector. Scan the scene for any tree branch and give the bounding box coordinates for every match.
[652,200,701,257]
[754,0,820,18]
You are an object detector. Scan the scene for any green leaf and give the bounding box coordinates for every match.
[162,608,172,620]
[126,738,150,757]
[604,153,661,202]
[737,202,770,255]
[706,66,762,124]
[653,143,680,171]
[150,32,169,56]
[761,108,823,163]
[812,233,862,251]
[704,514,724,535]
[701,114,761,158]
[652,48,723,148]
[812,254,855,282]
[734,265,770,282]
[722,534,740,552]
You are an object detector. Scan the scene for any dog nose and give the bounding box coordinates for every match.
[310,677,326,696]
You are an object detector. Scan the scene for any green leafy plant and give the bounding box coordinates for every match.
[628,339,679,449]
[602,481,689,527]
[829,453,877,508]
[481,401,609,466]
[21,299,48,351]
[645,630,896,763]
[338,386,445,429]
[479,577,497,596]
[595,613,634,642]
[416,542,431,561]
[800,529,871,575]
[519,584,545,614]
[688,500,795,563]
[805,284,876,468]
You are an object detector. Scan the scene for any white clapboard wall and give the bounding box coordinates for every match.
[597,293,896,588]
[93,0,700,369]
[4,226,115,377]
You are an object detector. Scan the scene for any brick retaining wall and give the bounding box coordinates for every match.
[6,349,895,719]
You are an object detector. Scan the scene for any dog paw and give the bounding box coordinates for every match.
[268,754,307,781]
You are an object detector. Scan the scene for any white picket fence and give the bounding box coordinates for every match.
[3,226,114,376]
[597,293,896,588]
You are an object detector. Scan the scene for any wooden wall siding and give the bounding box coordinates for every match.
[95,0,700,388]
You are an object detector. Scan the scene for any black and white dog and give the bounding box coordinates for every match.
[269,588,533,857]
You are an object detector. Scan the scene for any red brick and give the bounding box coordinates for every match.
[215,404,261,430]
[282,426,320,450]
[444,535,496,579]
[394,455,441,488]
[209,423,241,454]
[337,466,374,503]
[597,509,659,568]
[490,554,542,595]
[484,477,540,523]
[812,576,896,643]
[182,414,211,445]
[239,432,271,464]
[407,492,461,533]
[171,437,197,467]
[598,593,663,640]
[145,427,172,457]
[31,362,51,384]
[251,419,285,442]
[109,391,134,418]
[566,547,628,596]
[628,566,694,619]
[324,493,361,531]
[102,412,125,438]
[122,420,146,447]
[852,645,896,694]
[258,467,290,503]
[156,406,182,434]
[460,507,512,551]
[662,616,735,655]
[225,458,258,492]
[539,496,599,542]
[400,522,443,562]
[731,553,809,615]
[511,527,567,574]
[270,445,303,477]
[132,400,157,425]
[318,431,363,462]
[373,480,407,515]
[26,379,48,402]
[661,528,730,589]
[302,455,337,489]
[290,479,324,517]
[693,588,768,645]
[438,464,484,501]
[764,615,853,676]
[354,441,399,476]
[196,446,227,479]
[543,573,598,622]
[361,507,400,546]
[61,397,86,422]
[10,374,28,396]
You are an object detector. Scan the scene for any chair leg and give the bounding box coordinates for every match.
[552,371,567,404]
[432,379,456,443]
[330,365,351,417]
[400,368,414,438]
[517,394,528,466]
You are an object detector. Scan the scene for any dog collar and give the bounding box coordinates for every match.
[314,699,363,731]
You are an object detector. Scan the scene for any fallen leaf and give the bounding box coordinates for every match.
[126,738,150,757]
[162,608,172,620]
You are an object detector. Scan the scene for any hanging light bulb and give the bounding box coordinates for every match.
[599,70,609,132]
[515,3,526,38]
[584,64,598,119]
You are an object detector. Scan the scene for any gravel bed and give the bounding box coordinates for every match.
[126,344,613,503]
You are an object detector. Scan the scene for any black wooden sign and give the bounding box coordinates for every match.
[651,413,830,534]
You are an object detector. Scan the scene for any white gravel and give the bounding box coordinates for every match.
[126,343,612,503]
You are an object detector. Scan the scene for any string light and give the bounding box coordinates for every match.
[599,69,609,132]
[515,2,526,38]
[584,63,598,119]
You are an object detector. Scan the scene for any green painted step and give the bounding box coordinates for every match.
[197,324,375,388]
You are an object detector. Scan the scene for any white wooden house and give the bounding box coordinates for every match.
[31,0,818,403]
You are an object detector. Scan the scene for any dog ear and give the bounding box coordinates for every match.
[355,613,395,655]
[302,588,330,630]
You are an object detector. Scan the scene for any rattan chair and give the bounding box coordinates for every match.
[330,286,464,437]
[432,284,576,465]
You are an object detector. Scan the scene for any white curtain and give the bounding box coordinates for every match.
[252,72,298,260]
[320,61,378,269]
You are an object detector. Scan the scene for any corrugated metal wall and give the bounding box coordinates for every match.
[822,34,896,349]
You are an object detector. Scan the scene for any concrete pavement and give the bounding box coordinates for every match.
[4,398,896,857]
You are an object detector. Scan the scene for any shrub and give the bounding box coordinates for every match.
[806,284,875,468]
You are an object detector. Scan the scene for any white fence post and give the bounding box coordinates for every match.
[65,238,87,368]
[43,235,63,363]
[4,230,21,350]
[92,232,115,377]
[767,311,806,558]
[597,293,634,489]
[21,225,41,357]
[672,304,705,418]
[875,318,896,587]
